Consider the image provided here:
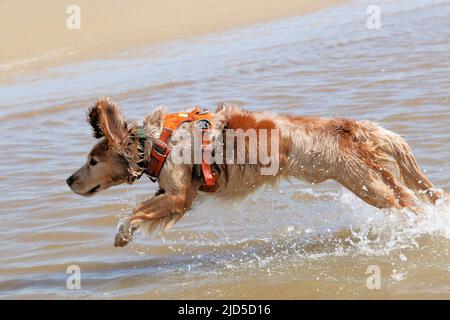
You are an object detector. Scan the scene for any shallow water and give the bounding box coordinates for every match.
[0,0,449,299]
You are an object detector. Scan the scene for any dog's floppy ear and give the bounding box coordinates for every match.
[144,106,163,126]
[87,97,128,145]
[143,106,164,136]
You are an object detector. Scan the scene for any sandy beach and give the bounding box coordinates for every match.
[0,0,344,83]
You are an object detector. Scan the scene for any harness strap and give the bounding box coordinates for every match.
[145,108,219,192]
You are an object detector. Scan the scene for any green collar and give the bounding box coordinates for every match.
[136,125,148,176]
[136,125,147,142]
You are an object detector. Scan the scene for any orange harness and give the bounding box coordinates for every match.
[145,108,219,192]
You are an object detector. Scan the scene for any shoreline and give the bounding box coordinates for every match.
[0,0,345,83]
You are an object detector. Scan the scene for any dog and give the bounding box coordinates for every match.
[67,97,442,247]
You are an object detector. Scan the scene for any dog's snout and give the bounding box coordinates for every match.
[66,175,76,187]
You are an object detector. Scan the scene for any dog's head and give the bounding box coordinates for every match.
[66,98,145,197]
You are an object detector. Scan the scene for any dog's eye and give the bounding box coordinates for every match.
[89,158,98,166]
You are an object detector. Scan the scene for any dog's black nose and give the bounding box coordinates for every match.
[66,175,75,187]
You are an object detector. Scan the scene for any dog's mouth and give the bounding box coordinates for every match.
[87,184,101,195]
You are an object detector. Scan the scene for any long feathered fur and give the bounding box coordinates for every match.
[70,98,444,247]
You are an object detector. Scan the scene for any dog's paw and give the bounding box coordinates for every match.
[114,224,133,247]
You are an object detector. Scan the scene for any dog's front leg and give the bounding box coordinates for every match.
[114,180,200,247]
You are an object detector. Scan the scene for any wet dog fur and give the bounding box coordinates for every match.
[67,97,442,247]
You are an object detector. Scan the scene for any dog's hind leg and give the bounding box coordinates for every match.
[394,147,441,204]
[330,121,419,211]
[336,168,401,210]
[337,168,420,211]
[334,145,420,211]
[373,128,441,204]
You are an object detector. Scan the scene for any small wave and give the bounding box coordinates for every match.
[121,184,449,264]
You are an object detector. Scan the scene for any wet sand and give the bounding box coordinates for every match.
[0,0,344,83]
